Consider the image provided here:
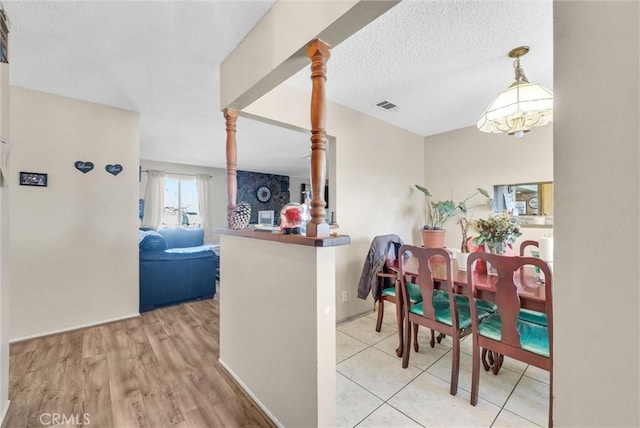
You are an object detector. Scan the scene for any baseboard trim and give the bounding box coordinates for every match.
[1,400,10,426]
[218,358,282,428]
[9,313,140,344]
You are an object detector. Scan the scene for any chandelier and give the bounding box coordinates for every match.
[477,46,553,138]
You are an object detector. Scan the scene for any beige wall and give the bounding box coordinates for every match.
[139,159,227,242]
[219,234,336,427]
[0,63,9,419]
[9,87,140,341]
[554,1,639,426]
[423,124,554,250]
[245,84,425,322]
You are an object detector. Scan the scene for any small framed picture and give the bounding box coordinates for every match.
[258,210,274,227]
[19,172,48,187]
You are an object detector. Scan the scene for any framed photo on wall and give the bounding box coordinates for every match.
[19,172,48,187]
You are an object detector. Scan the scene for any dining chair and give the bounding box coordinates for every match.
[375,253,401,332]
[484,239,547,372]
[375,241,414,331]
[519,239,539,257]
[398,245,494,395]
[466,252,553,427]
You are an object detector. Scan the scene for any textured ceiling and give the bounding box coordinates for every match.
[288,0,553,137]
[2,0,552,178]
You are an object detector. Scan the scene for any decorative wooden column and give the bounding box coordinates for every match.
[224,108,238,226]
[306,39,331,238]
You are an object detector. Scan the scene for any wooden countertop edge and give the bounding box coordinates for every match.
[215,228,351,247]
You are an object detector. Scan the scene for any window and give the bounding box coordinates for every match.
[162,177,200,228]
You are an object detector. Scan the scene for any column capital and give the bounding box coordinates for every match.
[306,39,331,60]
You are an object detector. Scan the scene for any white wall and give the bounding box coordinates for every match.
[139,159,227,242]
[9,87,140,341]
[0,63,10,421]
[245,84,425,322]
[423,124,554,250]
[554,1,639,426]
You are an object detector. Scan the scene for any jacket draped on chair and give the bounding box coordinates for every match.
[357,234,403,301]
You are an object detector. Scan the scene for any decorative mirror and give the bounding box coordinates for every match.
[493,182,553,227]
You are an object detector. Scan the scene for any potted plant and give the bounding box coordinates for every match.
[414,185,491,248]
[455,208,490,271]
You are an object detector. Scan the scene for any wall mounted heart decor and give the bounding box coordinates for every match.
[74,161,94,174]
[105,164,123,176]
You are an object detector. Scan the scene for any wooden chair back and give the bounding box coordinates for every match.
[519,240,539,283]
[398,245,471,396]
[373,239,403,335]
[466,251,553,426]
[398,245,459,329]
[519,240,539,257]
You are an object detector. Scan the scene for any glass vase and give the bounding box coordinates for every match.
[485,241,506,275]
[486,241,507,256]
[280,202,303,235]
[301,191,311,236]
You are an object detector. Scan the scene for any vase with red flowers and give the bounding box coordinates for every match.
[280,202,304,235]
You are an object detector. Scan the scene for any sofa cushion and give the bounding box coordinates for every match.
[140,249,214,262]
[158,228,204,248]
[139,230,168,251]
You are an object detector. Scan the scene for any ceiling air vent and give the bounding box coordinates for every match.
[375,100,398,111]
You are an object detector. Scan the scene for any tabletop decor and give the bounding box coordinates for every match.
[229,201,251,229]
[472,211,522,255]
[280,202,303,234]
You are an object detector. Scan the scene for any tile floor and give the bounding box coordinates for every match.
[336,302,549,427]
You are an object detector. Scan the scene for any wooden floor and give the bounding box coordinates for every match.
[3,297,275,428]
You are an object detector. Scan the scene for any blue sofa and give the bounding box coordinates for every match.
[139,227,218,312]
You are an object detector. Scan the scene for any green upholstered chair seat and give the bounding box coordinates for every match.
[518,308,548,326]
[478,314,550,357]
[453,294,498,314]
[409,295,490,329]
[382,282,423,303]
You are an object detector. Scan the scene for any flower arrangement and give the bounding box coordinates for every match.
[414,185,491,231]
[472,212,522,254]
[280,202,303,234]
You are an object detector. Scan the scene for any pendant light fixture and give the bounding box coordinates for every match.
[477,46,553,138]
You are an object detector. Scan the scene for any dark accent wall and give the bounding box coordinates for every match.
[237,170,290,224]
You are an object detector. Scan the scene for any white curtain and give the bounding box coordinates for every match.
[196,174,214,240]
[141,169,165,228]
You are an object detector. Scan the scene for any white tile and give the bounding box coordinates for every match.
[337,331,369,363]
[374,330,451,371]
[426,350,522,407]
[337,347,422,401]
[492,409,542,427]
[523,364,550,384]
[504,376,550,427]
[356,403,422,428]
[389,372,501,427]
[337,315,397,346]
[336,372,384,428]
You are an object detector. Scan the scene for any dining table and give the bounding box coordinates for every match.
[390,255,547,358]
